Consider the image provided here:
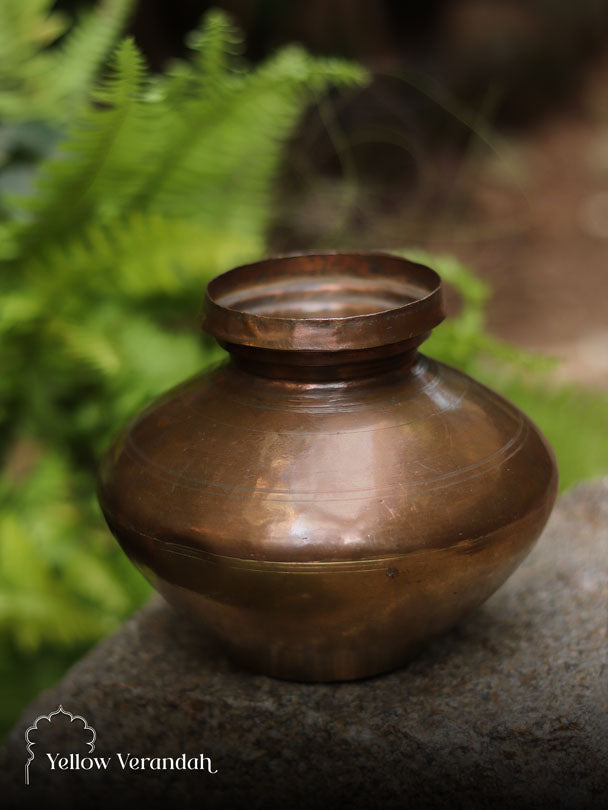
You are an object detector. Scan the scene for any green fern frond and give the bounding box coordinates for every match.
[186,7,244,83]
[0,1,63,119]
[19,37,147,252]
[23,211,261,303]
[130,41,367,230]
[50,0,135,115]
[46,318,122,377]
[0,1,66,83]
[0,452,145,650]
[0,3,366,722]
[44,309,208,396]
[0,7,370,663]
[14,9,367,258]
[402,249,549,373]
[0,589,116,649]
[0,0,134,122]
[104,213,261,294]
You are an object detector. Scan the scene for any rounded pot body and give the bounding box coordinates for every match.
[98,252,558,681]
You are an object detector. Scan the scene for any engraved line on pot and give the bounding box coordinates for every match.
[128,367,472,446]
[159,544,433,572]
[121,416,527,501]
[124,375,517,481]
[125,411,525,494]
[110,520,528,572]
[177,384,467,437]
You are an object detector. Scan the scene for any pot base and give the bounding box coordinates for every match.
[125,510,549,681]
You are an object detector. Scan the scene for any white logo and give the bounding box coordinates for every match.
[23,704,217,783]
[25,705,96,786]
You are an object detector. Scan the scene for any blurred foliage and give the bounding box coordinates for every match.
[406,249,608,492]
[0,1,366,734]
[0,0,135,122]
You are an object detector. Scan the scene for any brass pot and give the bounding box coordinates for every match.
[98,252,558,681]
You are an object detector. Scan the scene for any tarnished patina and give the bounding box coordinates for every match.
[98,252,558,681]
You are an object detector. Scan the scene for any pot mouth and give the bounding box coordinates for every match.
[203,251,445,352]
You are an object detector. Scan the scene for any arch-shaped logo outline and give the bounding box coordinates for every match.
[25,705,96,785]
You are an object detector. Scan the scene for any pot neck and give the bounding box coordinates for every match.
[220,335,428,382]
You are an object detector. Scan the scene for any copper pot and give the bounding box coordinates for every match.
[98,252,558,681]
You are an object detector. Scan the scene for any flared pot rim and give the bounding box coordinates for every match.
[203,251,445,352]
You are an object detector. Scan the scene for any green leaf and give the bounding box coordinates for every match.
[0,0,134,122]
[19,36,147,250]
[50,0,135,115]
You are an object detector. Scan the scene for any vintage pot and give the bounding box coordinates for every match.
[98,252,558,681]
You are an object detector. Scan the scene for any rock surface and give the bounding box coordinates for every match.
[1,480,607,810]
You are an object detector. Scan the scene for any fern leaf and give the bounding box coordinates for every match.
[139,45,366,236]
[49,0,136,115]
[186,7,243,84]
[0,1,66,81]
[0,0,66,119]
[19,37,147,253]
[0,453,146,650]
[0,0,133,122]
[0,7,370,663]
[22,210,261,302]
[46,317,122,376]
[128,38,367,232]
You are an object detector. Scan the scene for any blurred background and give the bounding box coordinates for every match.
[1,0,607,736]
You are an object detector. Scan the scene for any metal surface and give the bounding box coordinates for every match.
[98,252,558,681]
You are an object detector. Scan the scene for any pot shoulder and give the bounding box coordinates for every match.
[98,355,558,562]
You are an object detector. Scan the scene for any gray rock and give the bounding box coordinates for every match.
[1,480,607,810]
